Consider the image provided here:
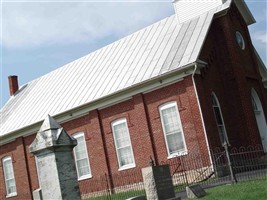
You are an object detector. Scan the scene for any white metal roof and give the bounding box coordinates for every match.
[0,0,248,137]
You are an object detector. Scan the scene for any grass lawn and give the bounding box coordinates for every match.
[188,179,267,200]
[88,190,146,200]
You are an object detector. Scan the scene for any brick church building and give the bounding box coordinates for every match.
[1,0,266,199]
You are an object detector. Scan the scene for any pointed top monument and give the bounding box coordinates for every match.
[39,114,62,132]
[29,115,81,199]
[29,115,77,154]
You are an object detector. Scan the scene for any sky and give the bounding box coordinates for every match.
[1,0,266,108]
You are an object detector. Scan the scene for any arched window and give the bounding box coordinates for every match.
[2,156,17,197]
[73,132,92,180]
[251,89,267,152]
[251,94,259,111]
[111,118,135,170]
[212,93,229,145]
[159,101,187,158]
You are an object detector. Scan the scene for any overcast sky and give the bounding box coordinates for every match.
[1,0,266,107]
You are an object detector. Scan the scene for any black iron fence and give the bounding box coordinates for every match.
[80,145,267,199]
[168,144,267,192]
[80,168,145,200]
[1,145,265,200]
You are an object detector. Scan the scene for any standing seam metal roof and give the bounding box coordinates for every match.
[1,2,231,136]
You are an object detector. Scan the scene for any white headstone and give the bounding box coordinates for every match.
[186,184,207,199]
[142,165,175,200]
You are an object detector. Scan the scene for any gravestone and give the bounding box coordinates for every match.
[29,115,81,200]
[142,165,175,200]
[32,188,42,200]
[186,184,206,199]
[126,196,146,200]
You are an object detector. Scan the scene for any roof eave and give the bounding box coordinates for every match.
[234,0,256,25]
[254,48,267,85]
[0,62,202,145]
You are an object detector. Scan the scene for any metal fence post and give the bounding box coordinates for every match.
[223,143,237,184]
[105,173,112,200]
[181,156,189,186]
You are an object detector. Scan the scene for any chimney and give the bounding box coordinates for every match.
[8,75,19,96]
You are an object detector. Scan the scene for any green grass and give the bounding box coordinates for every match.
[186,179,267,200]
[88,189,146,200]
[88,179,267,200]
[174,183,187,192]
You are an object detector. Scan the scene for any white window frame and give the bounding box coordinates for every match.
[159,101,187,158]
[235,31,245,50]
[73,132,92,180]
[251,88,267,152]
[112,118,136,171]
[251,94,260,113]
[2,156,17,198]
[212,93,229,145]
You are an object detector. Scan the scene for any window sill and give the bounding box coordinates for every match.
[118,163,136,171]
[78,174,92,181]
[167,151,188,159]
[6,192,17,198]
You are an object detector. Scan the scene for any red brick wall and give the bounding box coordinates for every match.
[196,4,267,151]
[59,80,209,192]
[0,77,209,197]
[0,138,33,200]
[143,77,209,163]
[62,113,110,178]
[23,134,40,191]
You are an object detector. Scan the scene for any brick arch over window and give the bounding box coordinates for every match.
[251,88,267,152]
[211,93,229,146]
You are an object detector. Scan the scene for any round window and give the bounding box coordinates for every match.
[235,31,245,50]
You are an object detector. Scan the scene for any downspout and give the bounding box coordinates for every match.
[22,137,33,199]
[141,94,158,165]
[192,63,213,165]
[96,110,114,192]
